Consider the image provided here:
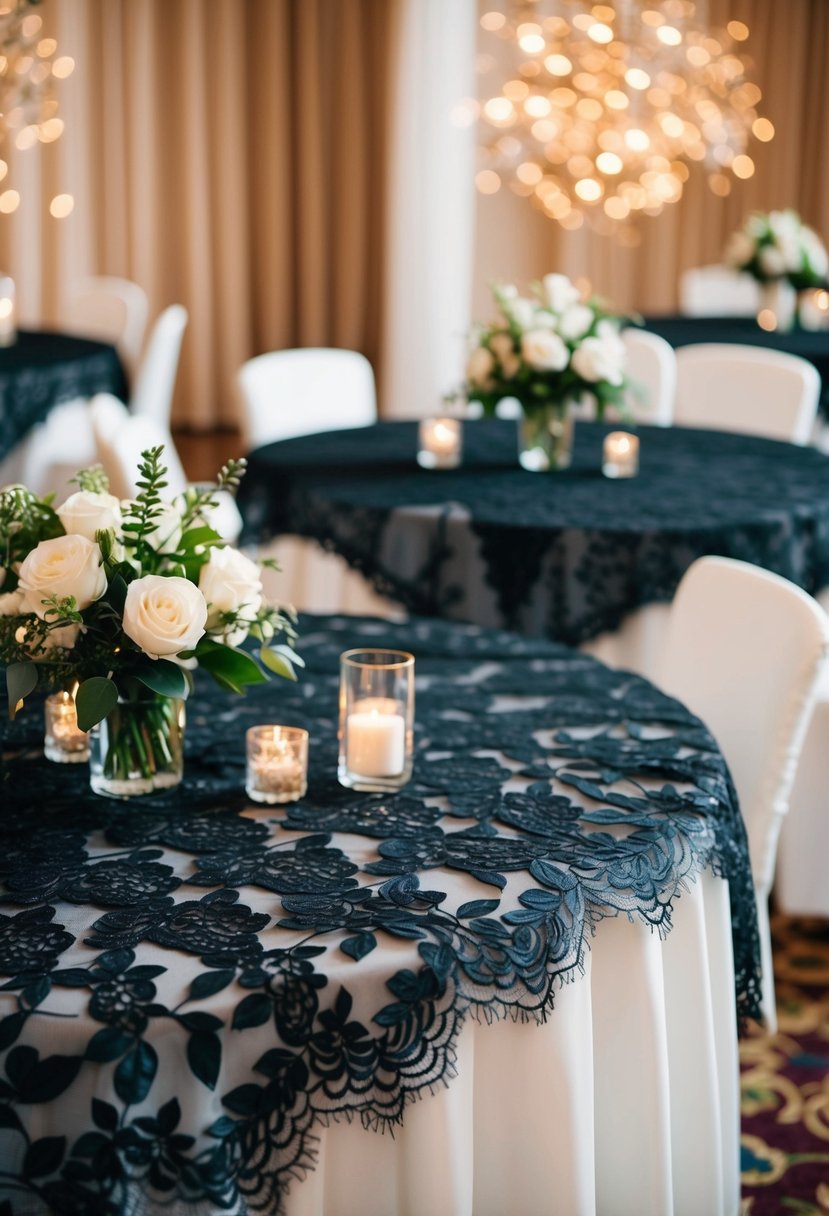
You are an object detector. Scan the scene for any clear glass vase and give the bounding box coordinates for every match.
[518,401,574,472]
[88,694,185,798]
[758,280,796,332]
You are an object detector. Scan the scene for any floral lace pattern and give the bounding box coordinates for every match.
[0,613,761,1213]
[0,332,127,461]
[238,420,829,644]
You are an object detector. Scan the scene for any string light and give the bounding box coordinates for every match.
[0,1,71,207]
[477,0,773,226]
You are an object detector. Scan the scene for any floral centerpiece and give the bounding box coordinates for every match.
[724,210,828,288]
[462,273,629,470]
[0,448,301,796]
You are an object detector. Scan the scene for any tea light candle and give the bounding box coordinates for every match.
[346,697,406,777]
[417,417,462,470]
[246,725,308,805]
[44,690,89,763]
[0,274,16,347]
[602,431,639,479]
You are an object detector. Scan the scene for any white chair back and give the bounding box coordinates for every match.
[679,265,760,317]
[655,555,829,1028]
[65,276,149,376]
[622,329,676,425]
[674,343,820,445]
[130,305,188,430]
[237,348,377,450]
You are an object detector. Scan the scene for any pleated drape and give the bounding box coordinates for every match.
[0,0,394,429]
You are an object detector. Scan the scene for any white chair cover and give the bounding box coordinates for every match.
[237,347,377,450]
[64,276,149,376]
[622,329,676,425]
[130,304,188,430]
[679,264,760,317]
[674,343,820,444]
[654,556,829,1030]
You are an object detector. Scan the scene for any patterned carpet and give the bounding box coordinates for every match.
[740,914,829,1214]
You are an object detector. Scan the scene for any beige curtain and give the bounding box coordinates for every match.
[0,0,394,430]
[473,0,829,316]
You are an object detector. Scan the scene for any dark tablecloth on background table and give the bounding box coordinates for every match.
[0,330,128,461]
[641,314,829,414]
[238,420,829,646]
[0,612,760,1211]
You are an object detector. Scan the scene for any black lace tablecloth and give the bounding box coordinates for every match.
[238,420,829,645]
[0,331,128,460]
[0,613,759,1213]
[642,314,829,414]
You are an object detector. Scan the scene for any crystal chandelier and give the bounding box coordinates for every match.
[476,0,773,228]
[0,0,73,213]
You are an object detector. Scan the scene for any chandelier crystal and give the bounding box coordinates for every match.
[0,0,72,212]
[477,0,773,227]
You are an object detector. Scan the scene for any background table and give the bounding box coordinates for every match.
[641,314,829,416]
[239,421,829,662]
[0,613,759,1215]
[0,330,128,462]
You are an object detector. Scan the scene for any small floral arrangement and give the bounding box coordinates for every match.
[724,210,828,288]
[462,273,629,420]
[0,449,301,739]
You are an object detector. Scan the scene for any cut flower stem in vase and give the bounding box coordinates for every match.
[89,693,185,798]
[518,402,575,472]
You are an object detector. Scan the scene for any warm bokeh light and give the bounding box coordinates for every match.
[49,192,74,218]
[52,55,74,79]
[757,309,777,332]
[477,1,772,226]
[0,190,20,213]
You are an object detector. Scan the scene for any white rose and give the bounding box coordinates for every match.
[122,574,207,659]
[56,490,122,543]
[802,228,828,277]
[758,244,786,278]
[532,310,558,329]
[18,535,106,617]
[467,346,495,388]
[775,231,802,273]
[521,329,569,372]
[504,297,536,330]
[0,590,24,615]
[768,210,799,241]
[542,273,580,313]
[199,546,263,646]
[571,336,625,386]
[557,304,595,342]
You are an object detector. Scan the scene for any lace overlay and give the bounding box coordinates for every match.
[0,613,761,1212]
[239,421,829,644]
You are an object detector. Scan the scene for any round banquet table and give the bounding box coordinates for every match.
[238,420,829,669]
[0,614,760,1216]
[641,314,829,415]
[0,330,128,462]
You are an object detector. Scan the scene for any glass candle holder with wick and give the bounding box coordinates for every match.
[338,649,415,792]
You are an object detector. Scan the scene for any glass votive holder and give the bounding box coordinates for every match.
[338,649,415,792]
[417,417,462,470]
[44,690,89,763]
[602,431,639,479]
[246,726,309,804]
[0,273,16,348]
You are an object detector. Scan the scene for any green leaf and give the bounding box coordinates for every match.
[106,573,129,614]
[196,641,268,692]
[5,662,38,719]
[134,660,189,700]
[75,677,119,732]
[178,526,222,552]
[260,645,298,681]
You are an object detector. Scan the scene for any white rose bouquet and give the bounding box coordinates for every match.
[724,210,828,288]
[1,447,300,791]
[462,273,630,423]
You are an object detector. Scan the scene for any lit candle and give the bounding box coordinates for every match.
[602,431,639,479]
[798,289,829,332]
[44,689,89,763]
[417,417,462,469]
[346,697,406,777]
[0,273,16,348]
[246,725,308,804]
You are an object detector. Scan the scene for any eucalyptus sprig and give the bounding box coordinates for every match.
[71,465,110,495]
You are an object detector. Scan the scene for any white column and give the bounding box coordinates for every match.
[382,0,477,419]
